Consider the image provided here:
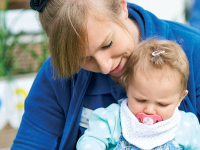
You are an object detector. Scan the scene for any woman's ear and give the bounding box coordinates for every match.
[119,0,128,19]
[177,90,188,107]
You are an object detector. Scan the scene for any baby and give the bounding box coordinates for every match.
[77,39,200,150]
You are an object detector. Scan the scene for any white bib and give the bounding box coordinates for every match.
[121,98,181,149]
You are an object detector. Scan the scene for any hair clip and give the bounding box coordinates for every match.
[152,50,165,57]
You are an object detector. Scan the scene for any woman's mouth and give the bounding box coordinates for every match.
[109,58,123,74]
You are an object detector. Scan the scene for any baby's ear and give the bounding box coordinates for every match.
[182,90,188,99]
[177,90,188,107]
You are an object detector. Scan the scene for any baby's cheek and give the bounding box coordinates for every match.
[128,106,139,116]
[161,111,174,121]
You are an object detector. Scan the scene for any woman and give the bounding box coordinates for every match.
[11,0,200,149]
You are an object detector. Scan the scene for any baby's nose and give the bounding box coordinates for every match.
[144,105,156,115]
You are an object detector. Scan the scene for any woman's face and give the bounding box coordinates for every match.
[81,15,139,78]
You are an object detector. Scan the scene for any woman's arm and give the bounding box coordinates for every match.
[11,58,69,150]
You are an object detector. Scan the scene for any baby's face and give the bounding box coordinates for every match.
[127,71,187,121]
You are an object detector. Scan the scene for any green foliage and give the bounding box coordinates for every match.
[0,1,49,79]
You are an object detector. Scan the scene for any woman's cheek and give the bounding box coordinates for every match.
[81,61,92,70]
[82,61,99,72]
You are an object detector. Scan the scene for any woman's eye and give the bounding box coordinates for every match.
[102,41,113,49]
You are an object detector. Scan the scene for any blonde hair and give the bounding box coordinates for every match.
[122,39,189,93]
[39,0,129,78]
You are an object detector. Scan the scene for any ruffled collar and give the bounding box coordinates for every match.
[121,98,181,149]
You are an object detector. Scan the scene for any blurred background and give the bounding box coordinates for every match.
[0,0,199,149]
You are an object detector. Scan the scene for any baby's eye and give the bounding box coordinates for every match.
[136,99,146,103]
[158,103,168,107]
[102,41,113,49]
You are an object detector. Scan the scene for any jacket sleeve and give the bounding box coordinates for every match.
[175,29,200,122]
[11,58,72,150]
[195,45,200,120]
[190,41,200,121]
[76,104,121,150]
[175,111,200,149]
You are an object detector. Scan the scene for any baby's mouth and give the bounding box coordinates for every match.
[136,113,163,125]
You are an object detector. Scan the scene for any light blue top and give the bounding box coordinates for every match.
[77,104,200,150]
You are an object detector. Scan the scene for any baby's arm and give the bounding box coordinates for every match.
[175,111,200,149]
[76,104,122,150]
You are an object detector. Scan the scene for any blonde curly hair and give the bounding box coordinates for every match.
[122,39,189,93]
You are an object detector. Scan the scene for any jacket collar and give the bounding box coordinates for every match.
[127,2,172,41]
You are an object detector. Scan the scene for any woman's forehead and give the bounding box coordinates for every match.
[87,17,113,47]
[87,16,111,32]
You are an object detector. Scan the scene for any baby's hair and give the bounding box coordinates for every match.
[122,39,189,93]
[39,0,131,78]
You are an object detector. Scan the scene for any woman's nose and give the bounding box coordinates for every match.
[144,105,156,115]
[94,53,112,74]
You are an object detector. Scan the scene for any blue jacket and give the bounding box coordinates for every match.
[189,0,200,30]
[11,3,200,150]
